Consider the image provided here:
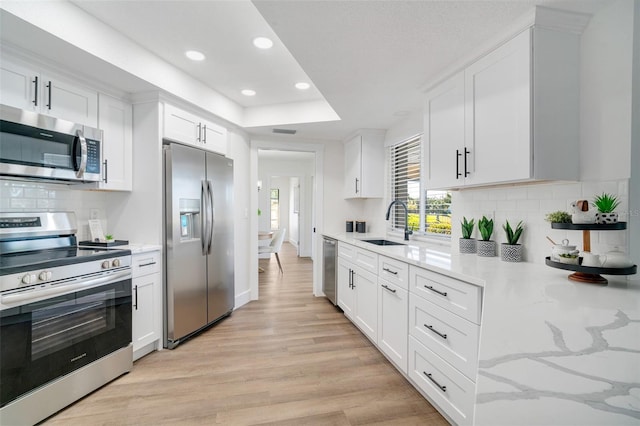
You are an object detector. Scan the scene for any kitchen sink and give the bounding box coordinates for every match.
[362,239,406,246]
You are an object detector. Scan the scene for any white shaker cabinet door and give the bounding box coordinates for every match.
[344,135,362,198]
[98,94,132,191]
[464,29,531,186]
[42,74,98,127]
[0,60,38,111]
[132,273,159,355]
[164,104,200,146]
[378,280,408,373]
[424,71,466,190]
[337,258,356,320]
[354,267,378,343]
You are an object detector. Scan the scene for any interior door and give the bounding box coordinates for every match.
[165,143,207,344]
[205,152,235,322]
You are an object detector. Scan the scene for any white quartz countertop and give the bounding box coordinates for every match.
[325,232,640,425]
[121,244,162,254]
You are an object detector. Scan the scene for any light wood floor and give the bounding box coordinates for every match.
[45,243,448,425]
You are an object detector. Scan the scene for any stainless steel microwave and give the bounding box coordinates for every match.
[0,104,102,183]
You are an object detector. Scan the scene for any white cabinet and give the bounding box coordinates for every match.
[0,58,98,127]
[131,250,162,361]
[97,94,132,191]
[337,242,378,343]
[343,130,385,198]
[408,265,482,425]
[378,278,408,373]
[425,27,580,189]
[163,103,227,155]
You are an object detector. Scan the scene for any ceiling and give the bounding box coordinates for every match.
[2,0,610,142]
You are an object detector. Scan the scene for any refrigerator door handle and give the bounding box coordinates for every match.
[200,180,208,256]
[207,180,215,255]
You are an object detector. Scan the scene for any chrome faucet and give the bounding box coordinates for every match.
[385,199,412,241]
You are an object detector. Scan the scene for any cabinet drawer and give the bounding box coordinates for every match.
[410,266,482,324]
[132,251,161,278]
[338,241,356,261]
[409,336,475,426]
[378,256,409,290]
[354,247,377,274]
[409,295,479,380]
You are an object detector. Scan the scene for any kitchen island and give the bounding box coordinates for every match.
[324,232,640,425]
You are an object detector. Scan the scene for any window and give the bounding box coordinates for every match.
[270,189,279,230]
[388,136,451,236]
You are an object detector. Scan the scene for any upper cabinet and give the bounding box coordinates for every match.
[97,94,133,191]
[0,58,98,127]
[344,130,385,199]
[425,26,581,190]
[163,104,228,156]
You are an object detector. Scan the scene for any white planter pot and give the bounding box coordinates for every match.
[477,240,496,257]
[501,243,523,262]
[459,238,477,254]
[596,212,618,224]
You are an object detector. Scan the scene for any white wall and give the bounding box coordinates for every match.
[631,0,640,266]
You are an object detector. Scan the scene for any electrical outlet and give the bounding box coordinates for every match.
[90,209,99,220]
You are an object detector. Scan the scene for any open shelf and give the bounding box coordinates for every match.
[550,222,627,231]
[545,257,637,275]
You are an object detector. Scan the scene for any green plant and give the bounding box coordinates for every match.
[257,209,262,216]
[502,220,524,245]
[478,216,494,241]
[544,211,572,223]
[593,193,620,213]
[105,234,113,241]
[460,217,475,239]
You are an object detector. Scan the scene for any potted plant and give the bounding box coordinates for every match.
[501,220,524,262]
[544,211,572,224]
[477,215,496,257]
[593,193,621,224]
[459,217,476,253]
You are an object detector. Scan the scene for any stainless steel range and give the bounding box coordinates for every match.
[0,212,132,425]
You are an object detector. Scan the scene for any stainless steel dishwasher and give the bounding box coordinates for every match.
[322,236,337,305]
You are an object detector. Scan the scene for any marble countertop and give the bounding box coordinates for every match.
[325,232,640,425]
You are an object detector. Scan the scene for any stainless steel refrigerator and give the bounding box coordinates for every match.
[163,142,234,349]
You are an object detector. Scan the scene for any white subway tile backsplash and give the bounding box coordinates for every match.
[452,179,630,264]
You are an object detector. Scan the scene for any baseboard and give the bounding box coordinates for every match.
[235,289,251,309]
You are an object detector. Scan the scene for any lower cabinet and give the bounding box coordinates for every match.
[337,255,378,343]
[131,250,162,361]
[378,279,408,373]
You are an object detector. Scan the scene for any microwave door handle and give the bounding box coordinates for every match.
[207,180,214,255]
[74,129,87,178]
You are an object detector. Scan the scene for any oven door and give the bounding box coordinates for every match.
[0,104,102,182]
[0,272,131,408]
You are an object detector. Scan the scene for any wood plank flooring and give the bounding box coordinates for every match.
[44,243,448,425]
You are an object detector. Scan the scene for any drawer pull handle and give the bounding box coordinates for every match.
[382,267,398,275]
[424,324,447,339]
[139,262,157,267]
[423,372,447,392]
[424,285,447,297]
[381,284,396,293]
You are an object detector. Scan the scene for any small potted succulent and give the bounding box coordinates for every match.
[501,220,524,262]
[477,215,496,257]
[544,211,572,224]
[459,217,476,253]
[593,193,621,224]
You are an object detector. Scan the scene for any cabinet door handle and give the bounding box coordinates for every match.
[382,267,398,275]
[355,178,359,194]
[102,159,108,183]
[46,81,52,110]
[203,125,207,143]
[464,148,470,177]
[381,284,396,293]
[139,262,157,267]
[456,149,462,179]
[423,372,447,392]
[424,324,447,339]
[423,285,447,297]
[32,76,38,106]
[133,285,138,310]
[197,123,202,142]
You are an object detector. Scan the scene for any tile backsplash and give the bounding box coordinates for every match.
[450,179,630,264]
[0,179,108,241]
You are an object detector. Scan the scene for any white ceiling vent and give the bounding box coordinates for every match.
[272,128,297,135]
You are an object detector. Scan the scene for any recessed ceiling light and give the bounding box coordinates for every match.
[295,82,311,90]
[241,89,256,97]
[185,50,205,61]
[253,37,273,49]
